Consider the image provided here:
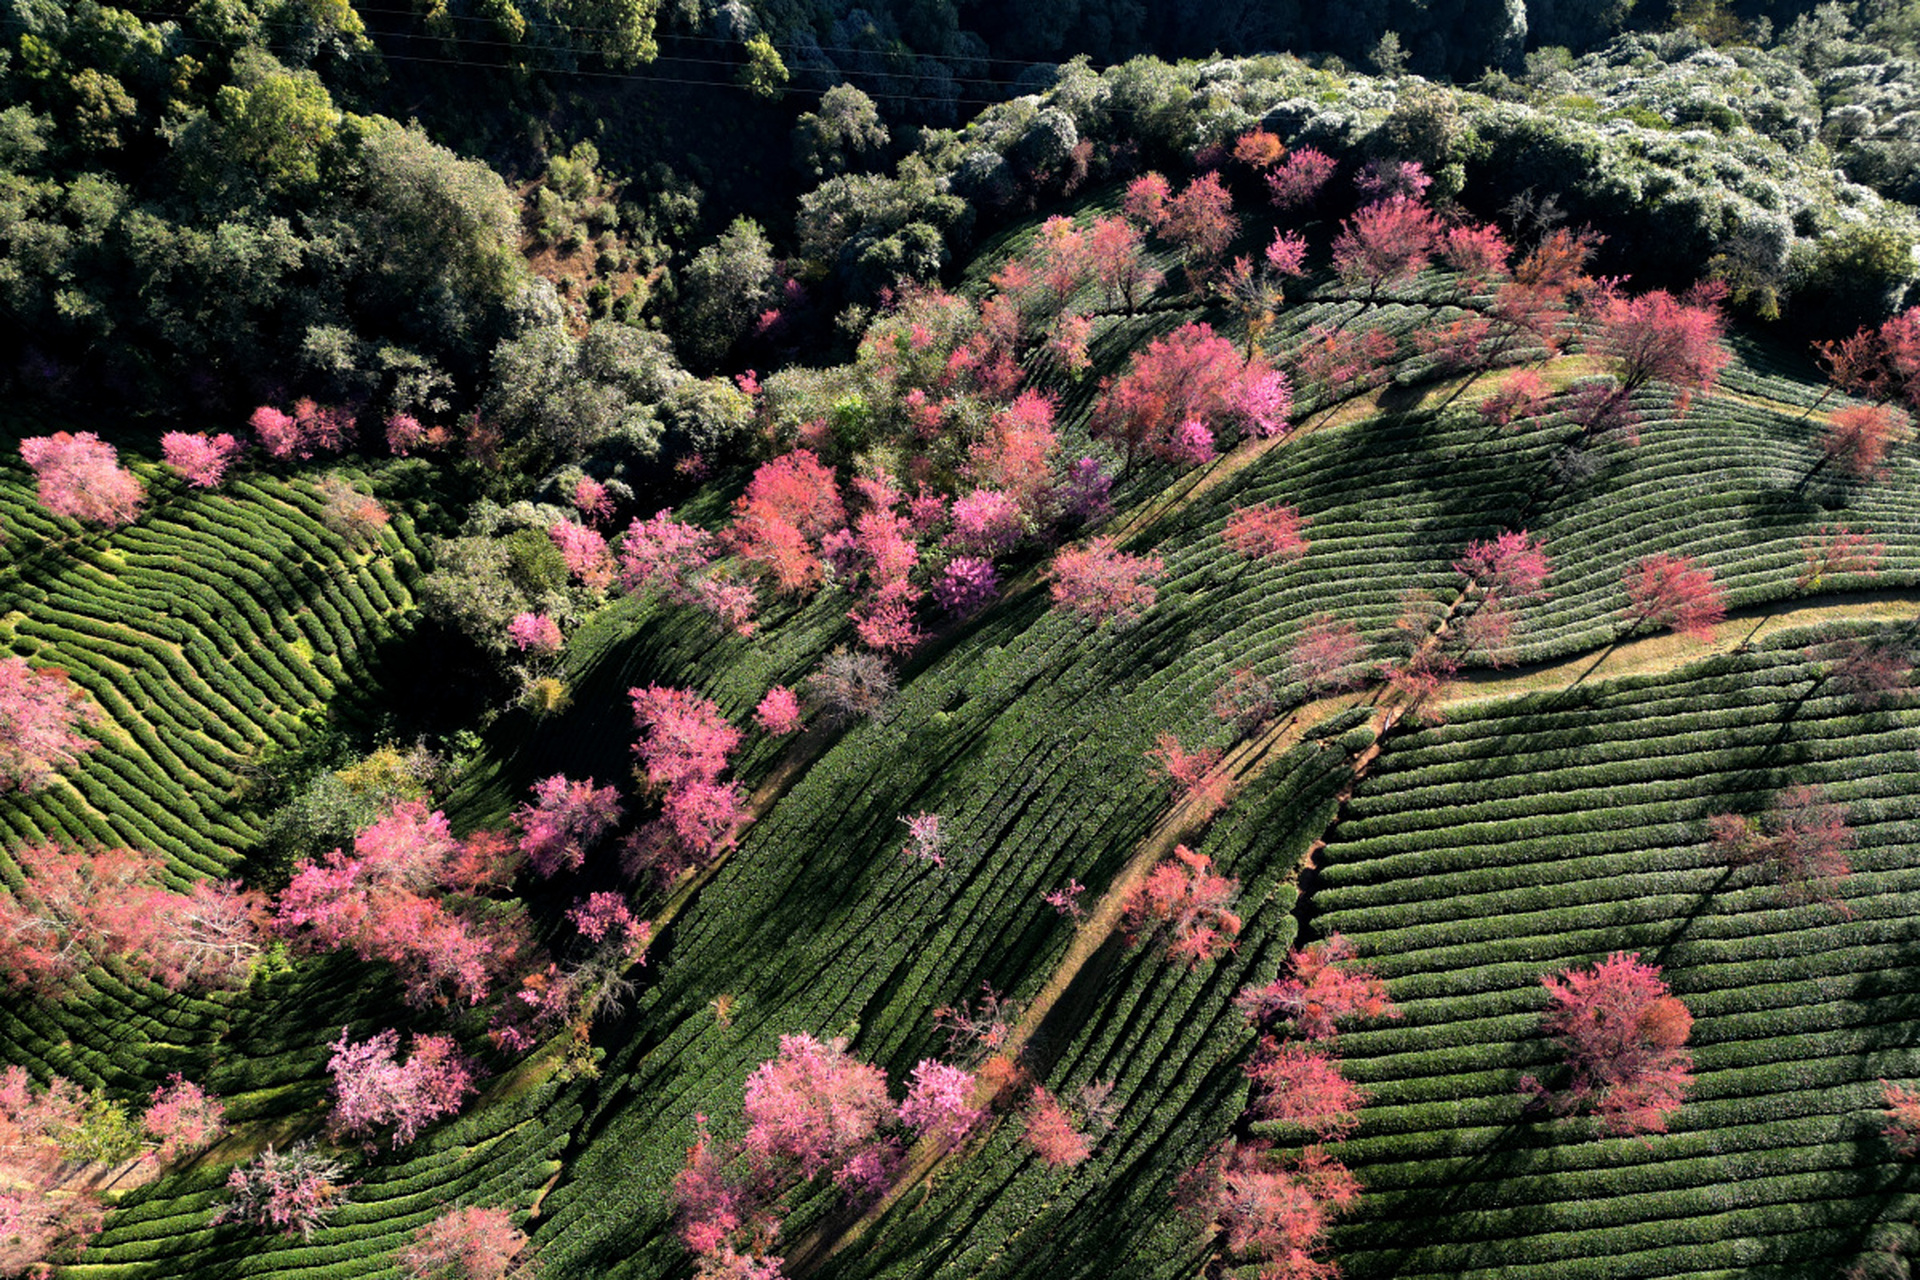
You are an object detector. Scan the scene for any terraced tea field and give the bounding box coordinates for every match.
[0,454,438,1108]
[11,215,1920,1280]
[1318,634,1920,1276]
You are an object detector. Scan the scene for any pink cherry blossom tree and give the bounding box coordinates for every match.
[398,1205,531,1280]
[897,1060,981,1149]
[514,774,624,877]
[211,1141,348,1238]
[0,658,97,793]
[1621,553,1726,641]
[1236,933,1400,1042]
[507,612,563,657]
[160,432,245,489]
[1045,537,1164,626]
[18,432,144,527]
[1223,502,1310,561]
[1522,952,1693,1136]
[327,1026,478,1147]
[1121,845,1241,967]
[141,1076,227,1163]
[753,686,803,735]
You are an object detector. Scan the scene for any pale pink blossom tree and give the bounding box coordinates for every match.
[897,1060,981,1148]
[212,1142,348,1238]
[141,1076,227,1163]
[160,432,245,489]
[0,659,97,793]
[398,1205,531,1280]
[327,1026,478,1147]
[18,432,144,527]
[742,1034,893,1182]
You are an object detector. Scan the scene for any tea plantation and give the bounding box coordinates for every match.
[9,227,1920,1280]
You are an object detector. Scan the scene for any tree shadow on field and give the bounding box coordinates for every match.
[1334,1116,1547,1277]
[1743,485,1825,538]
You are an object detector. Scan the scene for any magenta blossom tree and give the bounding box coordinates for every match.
[753,685,804,735]
[514,774,624,878]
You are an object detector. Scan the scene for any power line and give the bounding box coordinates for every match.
[115,1,1047,89]
[342,0,1089,70]
[108,23,1026,105]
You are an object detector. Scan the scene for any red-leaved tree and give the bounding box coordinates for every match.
[627,685,747,880]
[1022,1086,1091,1168]
[1224,502,1310,562]
[1477,369,1551,429]
[743,1033,895,1186]
[1814,306,1920,412]
[0,659,97,793]
[275,804,528,1008]
[753,685,804,735]
[1121,845,1241,966]
[1817,404,1909,482]
[1236,933,1400,1042]
[620,510,718,600]
[249,400,354,460]
[1294,324,1400,411]
[507,612,563,657]
[398,1205,531,1280]
[1620,552,1726,641]
[1085,215,1163,313]
[18,432,144,527]
[1162,172,1239,285]
[1455,530,1552,600]
[1265,146,1337,209]
[1045,537,1164,626]
[551,518,616,593]
[1522,951,1693,1136]
[0,844,264,996]
[1882,1081,1920,1158]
